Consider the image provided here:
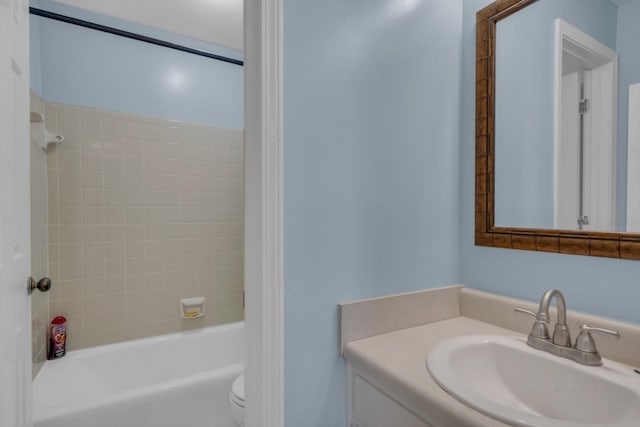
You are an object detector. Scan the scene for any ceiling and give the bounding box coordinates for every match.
[52,0,243,51]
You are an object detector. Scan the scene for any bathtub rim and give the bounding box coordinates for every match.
[34,321,244,367]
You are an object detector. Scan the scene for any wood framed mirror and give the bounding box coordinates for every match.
[475,0,640,260]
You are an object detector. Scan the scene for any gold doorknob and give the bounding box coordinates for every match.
[27,277,52,295]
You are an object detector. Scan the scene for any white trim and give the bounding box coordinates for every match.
[583,61,618,231]
[553,19,563,228]
[244,0,284,426]
[626,84,640,231]
[553,18,617,230]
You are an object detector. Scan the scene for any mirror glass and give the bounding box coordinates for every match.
[493,0,640,233]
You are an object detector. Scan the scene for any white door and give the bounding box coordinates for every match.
[627,83,640,232]
[0,0,33,426]
[583,62,617,232]
[555,71,581,230]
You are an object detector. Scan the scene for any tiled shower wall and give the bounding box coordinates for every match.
[45,102,244,350]
[31,92,49,377]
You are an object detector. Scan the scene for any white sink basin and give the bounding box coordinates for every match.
[427,335,640,427]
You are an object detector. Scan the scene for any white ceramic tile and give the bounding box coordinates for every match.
[104,190,124,207]
[85,292,109,313]
[59,188,82,206]
[47,169,59,190]
[124,173,145,190]
[59,261,83,281]
[83,207,104,224]
[103,136,124,154]
[145,240,166,257]
[59,225,83,243]
[105,276,126,295]
[105,257,126,277]
[82,153,104,171]
[83,242,106,260]
[81,135,103,153]
[59,206,82,225]
[84,277,106,297]
[56,109,81,133]
[58,298,84,317]
[124,190,146,207]
[56,132,80,154]
[82,225,105,243]
[105,225,126,241]
[103,154,124,173]
[80,110,102,137]
[105,294,126,312]
[143,157,165,174]
[58,150,82,170]
[104,172,124,190]
[125,225,146,241]
[102,115,125,137]
[124,156,144,174]
[82,171,104,188]
[144,256,164,274]
[123,121,146,139]
[105,241,125,259]
[122,137,145,155]
[58,169,83,188]
[83,259,105,278]
[45,102,245,350]
[104,207,125,224]
[84,313,106,331]
[143,174,170,191]
[125,240,145,258]
[59,243,83,261]
[82,189,104,207]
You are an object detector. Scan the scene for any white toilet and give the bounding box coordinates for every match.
[229,374,245,426]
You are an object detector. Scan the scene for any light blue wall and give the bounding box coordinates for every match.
[462,0,640,325]
[284,0,462,425]
[494,0,617,228]
[30,0,243,128]
[616,0,640,229]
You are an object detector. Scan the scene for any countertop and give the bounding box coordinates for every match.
[343,316,519,427]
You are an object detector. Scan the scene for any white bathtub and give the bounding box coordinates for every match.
[33,322,244,427]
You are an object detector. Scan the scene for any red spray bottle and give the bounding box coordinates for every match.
[47,316,67,360]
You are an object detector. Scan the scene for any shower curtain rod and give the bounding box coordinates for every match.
[29,7,244,67]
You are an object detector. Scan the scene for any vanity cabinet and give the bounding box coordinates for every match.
[346,364,434,427]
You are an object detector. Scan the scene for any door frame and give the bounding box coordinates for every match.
[627,83,640,231]
[244,1,284,426]
[4,1,284,424]
[553,18,618,230]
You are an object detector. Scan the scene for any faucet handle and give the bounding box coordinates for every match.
[514,307,537,317]
[515,307,550,339]
[580,324,621,338]
[575,324,620,353]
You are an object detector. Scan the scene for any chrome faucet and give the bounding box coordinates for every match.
[539,289,571,347]
[515,289,620,366]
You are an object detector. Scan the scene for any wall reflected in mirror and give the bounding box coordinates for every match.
[493,0,640,233]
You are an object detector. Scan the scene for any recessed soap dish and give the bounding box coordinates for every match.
[181,297,205,318]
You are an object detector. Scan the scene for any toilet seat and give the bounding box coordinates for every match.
[230,374,245,408]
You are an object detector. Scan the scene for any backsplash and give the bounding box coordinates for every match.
[44,102,244,350]
[31,92,49,378]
